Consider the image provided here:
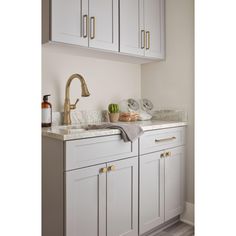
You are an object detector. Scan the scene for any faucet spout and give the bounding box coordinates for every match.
[64,73,90,125]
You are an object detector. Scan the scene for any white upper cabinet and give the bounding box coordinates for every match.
[51,0,165,59]
[89,0,118,51]
[120,0,165,59]
[119,0,144,56]
[51,0,88,46]
[52,0,118,52]
[144,0,165,58]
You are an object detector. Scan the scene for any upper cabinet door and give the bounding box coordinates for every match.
[165,146,185,221]
[120,0,144,56]
[144,0,165,58]
[89,0,119,51]
[107,157,138,236]
[51,0,88,46]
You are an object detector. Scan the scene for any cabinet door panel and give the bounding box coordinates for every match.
[165,146,185,221]
[144,0,165,58]
[65,164,106,236]
[139,152,164,234]
[120,0,144,56]
[89,0,118,51]
[107,157,138,236]
[51,0,88,46]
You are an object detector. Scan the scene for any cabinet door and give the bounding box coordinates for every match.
[144,0,165,58]
[51,0,88,46]
[120,0,144,56]
[139,151,164,235]
[165,146,185,221]
[107,157,138,236]
[89,0,118,51]
[65,164,106,236]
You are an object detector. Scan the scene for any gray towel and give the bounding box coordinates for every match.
[86,123,144,142]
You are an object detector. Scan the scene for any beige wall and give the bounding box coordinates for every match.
[42,45,141,111]
[141,0,194,203]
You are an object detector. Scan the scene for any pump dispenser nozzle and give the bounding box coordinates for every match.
[43,94,51,102]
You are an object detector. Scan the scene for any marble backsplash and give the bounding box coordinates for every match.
[52,109,187,126]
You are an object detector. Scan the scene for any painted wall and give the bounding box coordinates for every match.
[42,44,141,111]
[141,0,194,203]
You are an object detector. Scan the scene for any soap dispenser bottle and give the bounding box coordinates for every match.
[42,95,52,127]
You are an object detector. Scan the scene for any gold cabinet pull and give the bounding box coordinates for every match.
[155,137,176,143]
[90,16,95,39]
[108,165,116,171]
[83,14,88,38]
[100,167,107,173]
[165,151,172,157]
[160,153,165,158]
[146,31,150,50]
[141,30,145,49]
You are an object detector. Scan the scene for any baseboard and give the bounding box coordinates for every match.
[180,202,194,226]
[141,216,180,236]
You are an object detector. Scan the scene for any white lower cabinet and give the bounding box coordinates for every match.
[139,151,165,235]
[139,143,185,234]
[65,157,138,236]
[65,164,106,236]
[164,146,185,221]
[43,127,185,236]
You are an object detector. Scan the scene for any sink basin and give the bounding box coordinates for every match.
[59,125,86,133]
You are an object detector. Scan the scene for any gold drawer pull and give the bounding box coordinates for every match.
[100,167,107,173]
[108,165,116,171]
[155,137,176,143]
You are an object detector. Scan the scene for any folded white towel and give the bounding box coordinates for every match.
[86,123,144,142]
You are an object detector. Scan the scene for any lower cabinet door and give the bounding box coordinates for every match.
[139,151,165,235]
[165,146,185,221]
[65,164,106,236]
[107,157,138,236]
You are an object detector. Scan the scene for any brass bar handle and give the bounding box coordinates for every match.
[155,137,176,143]
[70,98,79,110]
[90,17,95,39]
[83,15,88,38]
[146,31,150,50]
[141,30,145,49]
[108,165,116,171]
[100,167,107,174]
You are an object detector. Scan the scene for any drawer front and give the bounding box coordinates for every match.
[140,127,186,155]
[65,135,138,170]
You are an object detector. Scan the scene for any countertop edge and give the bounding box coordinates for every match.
[42,121,187,141]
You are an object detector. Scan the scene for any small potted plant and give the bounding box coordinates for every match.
[108,103,120,122]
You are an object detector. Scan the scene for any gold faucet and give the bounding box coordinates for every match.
[63,73,90,125]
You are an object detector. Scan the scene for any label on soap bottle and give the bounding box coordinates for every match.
[42,108,51,124]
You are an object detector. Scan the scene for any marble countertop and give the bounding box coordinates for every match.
[42,120,187,141]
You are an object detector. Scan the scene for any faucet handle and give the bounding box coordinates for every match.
[70,98,79,110]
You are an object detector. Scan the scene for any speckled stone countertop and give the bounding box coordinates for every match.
[42,120,187,141]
